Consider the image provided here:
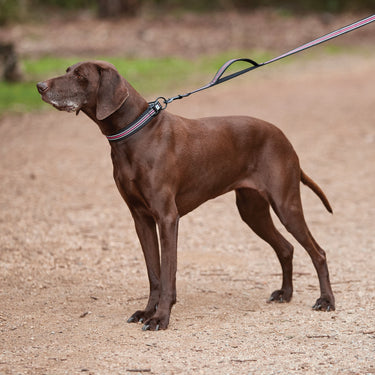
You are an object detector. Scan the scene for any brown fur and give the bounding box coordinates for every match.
[37,61,335,331]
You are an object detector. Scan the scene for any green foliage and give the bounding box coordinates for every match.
[0,81,43,113]
[33,0,94,10]
[142,0,375,12]
[0,0,26,25]
[22,57,82,79]
[0,0,374,25]
[0,0,95,24]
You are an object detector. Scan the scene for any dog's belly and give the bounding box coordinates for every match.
[175,175,256,216]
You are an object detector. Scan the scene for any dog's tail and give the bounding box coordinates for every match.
[301,170,333,214]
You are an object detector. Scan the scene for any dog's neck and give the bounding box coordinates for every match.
[83,81,149,138]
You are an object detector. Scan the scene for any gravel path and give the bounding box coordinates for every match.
[0,14,374,375]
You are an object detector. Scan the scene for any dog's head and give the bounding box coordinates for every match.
[37,61,129,120]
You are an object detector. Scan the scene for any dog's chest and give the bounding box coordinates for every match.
[110,148,154,206]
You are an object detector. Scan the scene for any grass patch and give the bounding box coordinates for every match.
[0,50,272,115]
[0,81,45,113]
[1,45,360,115]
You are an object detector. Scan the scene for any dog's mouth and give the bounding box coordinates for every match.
[52,103,79,113]
[46,98,81,114]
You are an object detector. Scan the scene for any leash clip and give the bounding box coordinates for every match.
[152,97,168,114]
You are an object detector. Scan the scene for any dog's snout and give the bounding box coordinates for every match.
[37,81,49,94]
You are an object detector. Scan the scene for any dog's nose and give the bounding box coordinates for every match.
[37,81,49,94]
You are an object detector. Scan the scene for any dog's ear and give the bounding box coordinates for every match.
[96,64,129,121]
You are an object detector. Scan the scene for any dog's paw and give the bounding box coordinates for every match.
[127,309,155,324]
[142,313,170,331]
[267,289,292,303]
[312,297,335,311]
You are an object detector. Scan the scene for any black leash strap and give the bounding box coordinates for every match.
[161,14,375,107]
[166,58,261,103]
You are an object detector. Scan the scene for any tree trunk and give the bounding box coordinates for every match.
[0,43,23,82]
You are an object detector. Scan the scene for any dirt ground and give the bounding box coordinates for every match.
[1,12,375,375]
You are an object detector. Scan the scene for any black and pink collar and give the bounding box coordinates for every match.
[106,99,164,142]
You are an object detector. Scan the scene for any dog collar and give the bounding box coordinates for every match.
[106,99,165,142]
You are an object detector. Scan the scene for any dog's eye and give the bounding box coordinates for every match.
[74,70,86,81]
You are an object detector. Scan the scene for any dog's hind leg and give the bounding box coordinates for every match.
[268,177,335,311]
[235,188,294,303]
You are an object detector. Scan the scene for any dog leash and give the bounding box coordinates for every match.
[107,14,374,142]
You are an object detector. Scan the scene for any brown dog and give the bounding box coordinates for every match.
[37,61,335,331]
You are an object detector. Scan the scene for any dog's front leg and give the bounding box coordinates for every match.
[142,214,179,331]
[127,210,161,325]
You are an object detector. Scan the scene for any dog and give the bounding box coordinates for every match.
[37,60,335,331]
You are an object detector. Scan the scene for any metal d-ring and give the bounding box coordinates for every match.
[154,96,168,110]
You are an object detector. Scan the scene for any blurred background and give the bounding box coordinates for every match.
[0,0,373,114]
[0,0,374,23]
[1,3,374,374]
